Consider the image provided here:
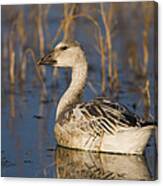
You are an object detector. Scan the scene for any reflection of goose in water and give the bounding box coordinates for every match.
[55,147,152,180]
[37,40,156,154]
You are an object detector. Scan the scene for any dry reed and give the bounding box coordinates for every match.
[100,3,112,81]
[100,3,119,94]
[37,5,46,78]
[143,80,151,120]
[9,29,15,85]
[63,4,78,41]
[9,86,15,118]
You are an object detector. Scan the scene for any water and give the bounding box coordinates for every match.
[1,2,157,180]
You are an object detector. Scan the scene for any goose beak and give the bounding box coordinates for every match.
[37,56,57,66]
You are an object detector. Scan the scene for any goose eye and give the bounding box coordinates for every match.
[60,46,68,50]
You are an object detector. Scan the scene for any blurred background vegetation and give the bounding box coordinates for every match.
[1,2,157,120]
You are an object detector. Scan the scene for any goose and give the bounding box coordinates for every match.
[37,40,156,154]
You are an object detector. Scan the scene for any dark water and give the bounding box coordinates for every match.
[1,2,157,179]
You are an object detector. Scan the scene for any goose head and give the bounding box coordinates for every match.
[37,40,86,68]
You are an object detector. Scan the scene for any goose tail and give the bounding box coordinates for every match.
[141,120,157,129]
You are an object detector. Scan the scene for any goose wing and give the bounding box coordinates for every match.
[60,97,144,136]
[94,97,144,127]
